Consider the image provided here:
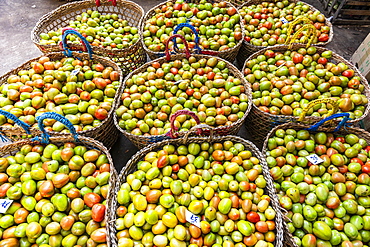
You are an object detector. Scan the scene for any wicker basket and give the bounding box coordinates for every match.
[113,35,252,149]
[236,0,333,66]
[261,116,370,247]
[0,132,117,247]
[141,0,244,63]
[31,0,146,76]
[108,133,290,247]
[243,44,370,149]
[0,51,123,148]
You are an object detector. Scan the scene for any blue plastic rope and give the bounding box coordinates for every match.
[306,113,352,132]
[32,112,79,144]
[0,109,31,134]
[173,23,202,53]
[62,30,93,60]
[0,131,9,142]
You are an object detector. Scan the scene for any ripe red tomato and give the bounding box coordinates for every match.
[95,108,108,120]
[318,57,328,65]
[84,193,102,208]
[362,164,370,174]
[92,204,106,222]
[292,53,304,64]
[335,136,345,143]
[342,69,355,78]
[364,146,370,152]
[254,13,262,19]
[351,158,364,166]
[318,33,329,42]
[247,211,260,223]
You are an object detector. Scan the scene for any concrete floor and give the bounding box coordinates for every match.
[0,0,369,171]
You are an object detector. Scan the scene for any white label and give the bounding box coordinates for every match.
[0,199,13,213]
[306,154,324,165]
[281,17,289,24]
[186,209,201,228]
[71,68,81,76]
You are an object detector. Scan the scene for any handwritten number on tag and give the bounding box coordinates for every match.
[185,209,201,228]
[0,199,13,213]
[306,154,324,165]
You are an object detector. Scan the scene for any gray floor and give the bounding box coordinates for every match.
[0,0,369,171]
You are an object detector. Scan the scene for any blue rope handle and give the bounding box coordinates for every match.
[61,29,93,60]
[173,23,202,53]
[306,113,351,132]
[32,112,79,143]
[0,109,31,135]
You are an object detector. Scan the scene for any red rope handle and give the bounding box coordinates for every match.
[165,34,191,61]
[96,0,116,6]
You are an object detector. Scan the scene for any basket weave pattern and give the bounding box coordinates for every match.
[0,52,123,148]
[108,135,287,247]
[31,0,147,76]
[141,0,244,63]
[242,44,370,149]
[236,0,334,66]
[113,53,252,149]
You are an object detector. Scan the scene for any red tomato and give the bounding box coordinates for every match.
[264,50,275,58]
[365,146,370,152]
[247,211,260,223]
[292,53,304,64]
[84,193,102,208]
[92,204,106,222]
[335,136,345,143]
[342,69,355,78]
[186,88,194,96]
[351,158,364,166]
[362,164,370,174]
[318,33,329,42]
[318,57,328,65]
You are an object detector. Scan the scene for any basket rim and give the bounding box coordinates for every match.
[241,43,370,124]
[112,52,253,143]
[140,0,245,57]
[31,0,145,55]
[0,51,123,138]
[112,135,286,247]
[238,0,333,49]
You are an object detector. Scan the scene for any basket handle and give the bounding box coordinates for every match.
[306,113,351,132]
[96,0,117,6]
[298,98,339,122]
[182,124,214,144]
[0,110,31,135]
[285,17,316,49]
[173,23,218,56]
[33,112,79,143]
[165,34,191,61]
[166,110,201,138]
[60,28,93,60]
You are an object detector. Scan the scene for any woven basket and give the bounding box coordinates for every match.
[141,0,244,63]
[108,134,289,247]
[0,134,117,247]
[236,0,333,66]
[243,44,370,149]
[261,118,370,247]
[0,51,123,148]
[31,0,146,76]
[113,41,252,149]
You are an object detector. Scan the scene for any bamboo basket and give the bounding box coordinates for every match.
[141,0,244,63]
[236,0,333,66]
[0,50,123,148]
[261,114,370,247]
[31,0,146,76]
[242,44,370,149]
[108,130,291,247]
[0,113,118,247]
[113,34,252,149]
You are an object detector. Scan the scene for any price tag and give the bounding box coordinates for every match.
[0,199,13,213]
[185,209,201,228]
[281,17,289,24]
[71,68,81,76]
[306,154,324,165]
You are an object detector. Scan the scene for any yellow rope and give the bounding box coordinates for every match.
[298,98,339,122]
